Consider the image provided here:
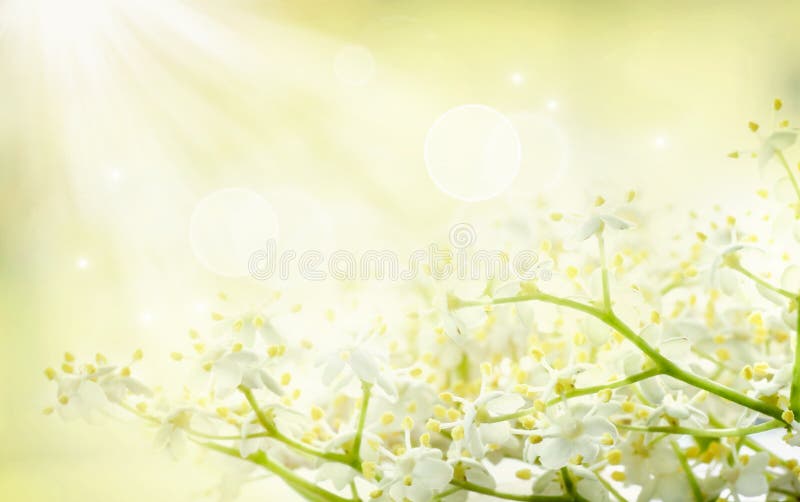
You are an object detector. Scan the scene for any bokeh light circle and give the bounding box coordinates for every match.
[189,188,279,277]
[424,104,521,201]
[334,45,375,86]
[507,111,569,192]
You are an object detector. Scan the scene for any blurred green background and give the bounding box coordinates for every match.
[1,0,799,500]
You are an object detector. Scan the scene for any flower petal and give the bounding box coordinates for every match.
[576,216,602,241]
[484,394,525,415]
[599,214,632,231]
[213,359,243,398]
[349,348,380,383]
[413,458,453,490]
[539,437,573,469]
[582,416,616,438]
[735,470,768,497]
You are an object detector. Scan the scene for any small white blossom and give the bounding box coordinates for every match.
[441,385,525,459]
[379,446,453,502]
[524,403,616,469]
[317,334,397,399]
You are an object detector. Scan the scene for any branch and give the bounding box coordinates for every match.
[670,440,703,502]
[351,381,372,463]
[486,368,662,423]
[449,479,573,502]
[616,419,784,438]
[203,442,356,502]
[461,292,786,421]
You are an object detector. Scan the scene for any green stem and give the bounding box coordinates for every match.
[661,357,783,421]
[461,292,786,421]
[772,486,800,498]
[707,414,791,467]
[617,419,784,438]
[433,486,462,500]
[660,276,696,296]
[560,467,575,497]
[597,232,611,309]
[457,352,470,382]
[690,347,734,374]
[597,231,611,310]
[775,149,800,416]
[275,428,352,464]
[776,150,800,202]
[596,475,626,502]
[203,442,355,502]
[729,263,795,300]
[351,381,372,464]
[449,479,572,501]
[559,467,588,502]
[486,368,662,423]
[792,303,800,416]
[547,368,661,406]
[670,440,703,502]
[239,385,276,433]
[239,386,351,464]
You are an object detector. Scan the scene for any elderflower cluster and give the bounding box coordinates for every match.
[46,101,800,501]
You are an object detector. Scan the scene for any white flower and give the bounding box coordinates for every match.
[769,469,800,496]
[379,446,453,502]
[449,458,495,490]
[200,345,283,399]
[708,243,753,295]
[372,376,437,430]
[524,403,616,469]
[215,350,282,399]
[528,357,593,403]
[55,364,154,421]
[576,213,632,241]
[317,335,396,399]
[154,408,194,459]
[441,389,525,459]
[55,372,110,422]
[647,391,708,426]
[750,363,792,399]
[571,465,610,502]
[758,130,797,171]
[239,405,308,458]
[530,466,609,502]
[316,461,360,491]
[325,430,382,463]
[782,420,800,447]
[430,292,469,344]
[712,452,770,498]
[213,460,257,502]
[420,290,486,361]
[619,433,680,486]
[100,372,153,404]
[570,193,635,241]
[212,306,286,348]
[648,392,708,427]
[636,467,691,502]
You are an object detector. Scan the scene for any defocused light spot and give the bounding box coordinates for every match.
[424,104,521,202]
[139,311,153,325]
[76,257,89,269]
[189,188,279,277]
[654,136,667,148]
[109,169,121,181]
[267,185,335,252]
[510,73,524,85]
[334,45,375,86]
[546,100,559,111]
[507,111,569,191]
